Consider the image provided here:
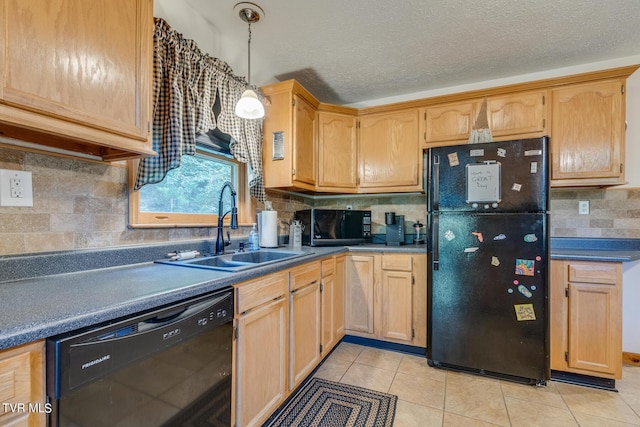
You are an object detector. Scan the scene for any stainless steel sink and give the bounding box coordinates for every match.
[155,249,311,272]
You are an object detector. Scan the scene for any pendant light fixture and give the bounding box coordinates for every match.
[234,2,265,119]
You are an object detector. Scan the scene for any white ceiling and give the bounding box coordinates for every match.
[157,0,640,106]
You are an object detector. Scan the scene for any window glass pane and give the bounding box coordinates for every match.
[139,153,237,214]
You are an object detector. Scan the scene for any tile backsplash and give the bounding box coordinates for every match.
[549,188,640,238]
[2,146,640,255]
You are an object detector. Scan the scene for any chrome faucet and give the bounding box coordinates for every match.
[215,181,238,255]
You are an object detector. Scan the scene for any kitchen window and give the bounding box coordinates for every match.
[128,148,255,228]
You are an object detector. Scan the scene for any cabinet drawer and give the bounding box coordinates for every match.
[568,262,618,285]
[235,271,288,314]
[291,261,321,292]
[321,257,335,278]
[382,254,413,272]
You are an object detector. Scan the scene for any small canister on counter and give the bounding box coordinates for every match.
[289,220,303,249]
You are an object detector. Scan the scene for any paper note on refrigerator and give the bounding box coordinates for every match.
[514,304,536,321]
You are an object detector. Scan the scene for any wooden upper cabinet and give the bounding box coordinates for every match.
[292,95,317,187]
[358,109,422,192]
[262,80,318,191]
[487,90,548,140]
[551,79,625,186]
[317,110,358,192]
[423,90,547,146]
[0,0,155,161]
[424,101,478,146]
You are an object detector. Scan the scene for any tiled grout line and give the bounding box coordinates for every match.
[499,381,514,427]
[553,381,582,426]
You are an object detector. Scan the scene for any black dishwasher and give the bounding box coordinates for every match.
[47,288,233,427]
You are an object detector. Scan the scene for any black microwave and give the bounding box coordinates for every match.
[295,209,372,246]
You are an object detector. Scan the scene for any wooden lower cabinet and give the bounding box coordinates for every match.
[234,272,289,427]
[321,256,346,356]
[345,252,427,347]
[380,263,413,342]
[233,256,345,426]
[550,260,623,379]
[345,254,376,336]
[289,262,321,390]
[0,340,46,427]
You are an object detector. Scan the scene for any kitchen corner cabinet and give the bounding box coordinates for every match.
[358,109,423,192]
[550,260,623,379]
[550,79,626,186]
[317,109,358,192]
[262,80,319,191]
[289,261,321,390]
[234,271,289,427]
[0,0,155,161]
[0,340,46,427]
[345,252,427,347]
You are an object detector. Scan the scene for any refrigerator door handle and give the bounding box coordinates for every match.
[432,155,440,211]
[432,215,439,270]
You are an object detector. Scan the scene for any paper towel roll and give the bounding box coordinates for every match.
[260,211,278,248]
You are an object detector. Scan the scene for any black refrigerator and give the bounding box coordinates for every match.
[426,137,550,385]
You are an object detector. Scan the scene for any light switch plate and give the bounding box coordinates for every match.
[0,169,33,207]
[578,200,589,215]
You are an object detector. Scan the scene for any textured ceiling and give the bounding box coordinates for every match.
[172,0,640,105]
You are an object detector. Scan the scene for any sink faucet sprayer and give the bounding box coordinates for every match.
[215,181,238,255]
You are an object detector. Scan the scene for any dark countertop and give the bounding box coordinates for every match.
[1,237,638,351]
[0,244,345,350]
[550,237,640,262]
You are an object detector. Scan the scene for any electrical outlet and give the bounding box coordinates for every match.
[578,200,590,215]
[10,177,24,198]
[0,169,33,207]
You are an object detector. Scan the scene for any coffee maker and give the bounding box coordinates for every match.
[385,212,405,246]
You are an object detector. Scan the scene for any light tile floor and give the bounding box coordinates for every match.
[313,342,640,427]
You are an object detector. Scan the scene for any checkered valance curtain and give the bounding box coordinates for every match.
[134,18,266,202]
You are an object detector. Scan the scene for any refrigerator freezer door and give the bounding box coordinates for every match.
[428,212,549,382]
[428,137,548,213]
